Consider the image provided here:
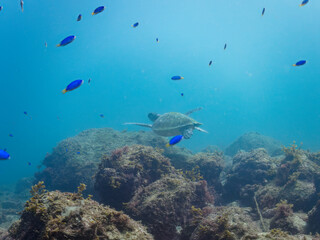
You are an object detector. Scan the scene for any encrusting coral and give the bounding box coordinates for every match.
[8,182,153,240]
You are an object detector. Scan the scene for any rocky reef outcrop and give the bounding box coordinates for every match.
[35,128,192,195]
[94,145,174,209]
[307,200,320,234]
[126,173,213,240]
[225,132,283,157]
[8,182,153,240]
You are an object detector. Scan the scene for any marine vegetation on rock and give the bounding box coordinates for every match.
[225,132,283,157]
[34,128,192,195]
[94,145,174,209]
[126,173,213,240]
[8,182,153,240]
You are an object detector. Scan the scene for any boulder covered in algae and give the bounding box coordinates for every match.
[126,173,213,240]
[94,145,174,209]
[8,182,153,240]
[223,148,278,203]
[225,132,283,157]
[35,128,192,194]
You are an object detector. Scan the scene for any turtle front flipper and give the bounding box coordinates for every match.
[185,107,203,116]
[182,128,194,139]
[195,127,208,133]
[124,123,152,128]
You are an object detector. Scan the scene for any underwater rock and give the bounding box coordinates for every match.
[0,228,13,240]
[185,152,224,192]
[8,182,153,240]
[189,206,261,240]
[307,200,320,234]
[269,200,306,234]
[223,148,278,203]
[201,145,222,154]
[225,132,283,157]
[94,145,174,209]
[35,128,190,194]
[275,146,320,211]
[126,173,213,240]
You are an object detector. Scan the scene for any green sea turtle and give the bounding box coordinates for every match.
[124,107,207,139]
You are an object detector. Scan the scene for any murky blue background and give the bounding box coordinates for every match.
[0,0,319,184]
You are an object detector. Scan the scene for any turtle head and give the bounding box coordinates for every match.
[148,113,160,122]
[194,121,202,127]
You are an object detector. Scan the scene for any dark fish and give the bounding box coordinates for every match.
[0,149,10,160]
[56,35,76,47]
[171,76,184,80]
[166,135,183,147]
[100,114,104,118]
[92,6,105,15]
[156,38,159,43]
[300,0,309,6]
[293,60,307,67]
[181,93,184,96]
[45,42,47,48]
[132,22,139,28]
[77,14,82,21]
[262,8,265,16]
[62,80,84,93]
[27,162,31,166]
[0,6,3,11]
[224,43,227,50]
[209,60,212,66]
[88,78,91,84]
[9,134,13,137]
[20,0,24,12]
[24,111,28,115]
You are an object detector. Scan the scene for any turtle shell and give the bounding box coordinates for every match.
[152,112,200,137]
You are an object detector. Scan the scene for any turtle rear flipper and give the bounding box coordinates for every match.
[124,123,152,128]
[148,113,161,122]
[185,107,203,116]
[195,127,208,133]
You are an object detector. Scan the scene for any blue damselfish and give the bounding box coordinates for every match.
[166,135,183,147]
[0,149,10,160]
[92,6,105,15]
[77,14,82,21]
[293,60,306,67]
[300,0,309,6]
[132,22,139,28]
[62,80,84,94]
[171,76,184,80]
[57,35,76,47]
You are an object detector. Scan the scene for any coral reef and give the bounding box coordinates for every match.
[225,132,283,157]
[8,182,153,240]
[34,128,192,195]
[126,173,213,240]
[307,200,320,234]
[189,206,260,240]
[223,148,278,203]
[94,145,174,209]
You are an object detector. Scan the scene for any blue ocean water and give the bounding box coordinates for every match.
[0,0,319,184]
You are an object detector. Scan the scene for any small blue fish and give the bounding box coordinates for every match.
[20,0,24,12]
[92,6,105,15]
[24,111,28,115]
[156,38,159,43]
[171,76,184,80]
[181,93,184,97]
[293,60,306,67]
[262,8,265,16]
[27,162,31,166]
[166,135,183,147]
[224,43,227,50]
[77,152,80,154]
[132,22,139,28]
[56,35,76,47]
[77,14,82,21]
[9,134,13,137]
[100,114,104,118]
[209,60,212,66]
[0,149,10,160]
[62,79,84,94]
[66,148,68,152]
[0,6,3,11]
[300,0,309,6]
[88,78,91,84]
